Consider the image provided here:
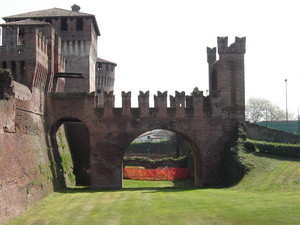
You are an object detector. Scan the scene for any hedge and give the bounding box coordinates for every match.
[245,139,300,157]
[123,155,190,169]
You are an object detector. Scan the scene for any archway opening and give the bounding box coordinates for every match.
[123,129,196,188]
[50,119,90,188]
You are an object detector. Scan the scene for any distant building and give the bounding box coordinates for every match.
[95,58,117,106]
[133,129,175,143]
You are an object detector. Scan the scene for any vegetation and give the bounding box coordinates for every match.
[127,134,191,159]
[221,125,248,186]
[124,155,190,168]
[191,86,202,96]
[246,139,300,157]
[246,97,294,122]
[57,127,75,186]
[8,149,300,225]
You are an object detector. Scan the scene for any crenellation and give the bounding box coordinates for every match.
[207,47,216,65]
[1,7,248,220]
[94,90,213,118]
[104,91,114,109]
[174,91,185,109]
[217,36,228,54]
[121,91,131,112]
[218,36,246,54]
[230,36,246,54]
[154,91,167,109]
[192,94,204,110]
[138,91,149,110]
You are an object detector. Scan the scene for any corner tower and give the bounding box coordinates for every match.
[207,37,246,120]
[3,5,100,93]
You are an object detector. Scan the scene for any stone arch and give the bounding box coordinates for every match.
[122,127,203,188]
[48,117,91,188]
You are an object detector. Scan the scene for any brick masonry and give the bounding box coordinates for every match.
[45,37,246,189]
[0,5,247,222]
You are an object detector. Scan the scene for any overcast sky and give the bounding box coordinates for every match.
[1,0,300,116]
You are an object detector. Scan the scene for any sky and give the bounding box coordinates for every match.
[0,0,300,116]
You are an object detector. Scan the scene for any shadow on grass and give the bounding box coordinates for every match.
[55,179,198,194]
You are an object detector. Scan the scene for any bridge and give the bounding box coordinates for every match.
[45,37,246,189]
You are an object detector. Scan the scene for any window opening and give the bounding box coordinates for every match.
[11,61,16,77]
[45,18,52,24]
[2,61,7,69]
[211,69,218,91]
[61,18,68,31]
[18,27,25,45]
[20,61,26,83]
[76,18,83,31]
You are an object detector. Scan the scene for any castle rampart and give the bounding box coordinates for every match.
[0,5,247,221]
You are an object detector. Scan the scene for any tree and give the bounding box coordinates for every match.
[191,87,202,96]
[246,97,291,122]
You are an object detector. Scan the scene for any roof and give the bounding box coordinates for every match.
[97,58,117,66]
[3,8,93,19]
[3,7,100,36]
[0,19,50,27]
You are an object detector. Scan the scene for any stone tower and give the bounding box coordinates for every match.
[95,58,117,106]
[207,36,246,120]
[0,19,65,92]
[2,5,101,93]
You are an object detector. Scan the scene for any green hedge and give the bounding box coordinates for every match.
[124,155,190,168]
[245,139,300,157]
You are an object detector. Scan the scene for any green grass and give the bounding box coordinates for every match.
[7,153,300,225]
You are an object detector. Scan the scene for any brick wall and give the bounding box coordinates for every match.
[0,109,55,224]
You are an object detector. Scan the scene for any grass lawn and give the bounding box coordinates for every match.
[7,153,300,225]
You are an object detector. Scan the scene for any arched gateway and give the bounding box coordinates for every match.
[46,37,246,189]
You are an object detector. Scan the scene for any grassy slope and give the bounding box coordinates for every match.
[234,152,300,191]
[7,153,300,225]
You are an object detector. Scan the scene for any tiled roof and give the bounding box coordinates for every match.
[0,19,50,26]
[2,7,100,36]
[97,58,117,66]
[3,8,93,19]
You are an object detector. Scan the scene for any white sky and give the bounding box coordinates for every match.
[1,0,300,116]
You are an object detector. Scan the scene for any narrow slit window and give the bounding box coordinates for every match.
[76,18,83,31]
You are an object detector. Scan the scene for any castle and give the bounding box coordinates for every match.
[0,4,116,98]
[0,5,246,224]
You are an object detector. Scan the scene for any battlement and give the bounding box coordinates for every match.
[207,47,216,65]
[92,91,211,118]
[217,36,246,54]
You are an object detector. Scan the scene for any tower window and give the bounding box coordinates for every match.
[61,18,68,31]
[18,27,25,45]
[76,18,83,31]
[45,18,52,24]
[11,61,16,77]
[20,61,26,83]
[97,63,103,71]
[211,69,218,91]
[2,61,7,69]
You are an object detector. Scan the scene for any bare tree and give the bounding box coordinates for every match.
[246,97,291,122]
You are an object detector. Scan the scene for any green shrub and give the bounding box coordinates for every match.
[245,139,300,157]
[124,155,189,168]
[222,124,248,186]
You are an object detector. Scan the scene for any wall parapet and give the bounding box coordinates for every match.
[94,90,212,118]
